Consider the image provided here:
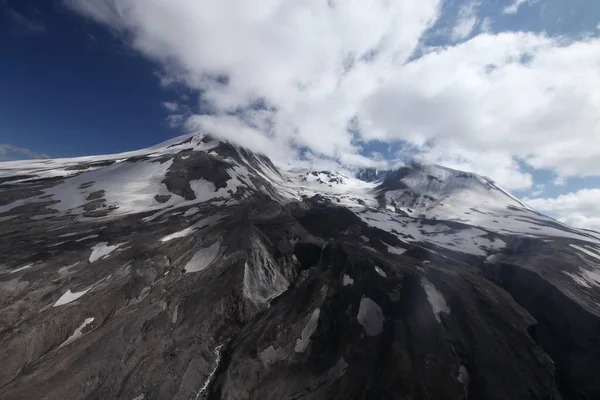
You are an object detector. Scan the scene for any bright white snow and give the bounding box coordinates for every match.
[0,133,216,182]
[43,159,177,217]
[387,245,407,255]
[10,263,34,274]
[295,308,321,353]
[357,297,384,336]
[357,209,506,256]
[3,134,600,249]
[183,207,200,217]
[273,169,378,209]
[89,242,125,263]
[422,278,450,323]
[195,344,224,399]
[53,287,92,307]
[75,234,99,242]
[59,317,94,348]
[184,242,220,273]
[377,164,600,245]
[160,214,224,243]
[0,134,225,219]
[189,179,223,203]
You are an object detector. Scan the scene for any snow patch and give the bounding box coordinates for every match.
[357,209,506,256]
[387,245,407,255]
[160,214,223,243]
[53,287,92,307]
[75,234,99,242]
[564,269,600,288]
[184,242,220,273]
[57,262,80,276]
[160,227,196,243]
[44,159,177,216]
[89,242,124,263]
[58,232,79,238]
[570,244,600,262]
[10,263,34,274]
[374,266,388,278]
[275,169,378,208]
[484,253,501,264]
[342,274,354,286]
[422,278,450,323]
[357,297,384,336]
[458,364,469,395]
[195,344,224,399]
[172,304,179,324]
[189,179,222,202]
[59,317,94,348]
[294,308,321,353]
[183,207,199,217]
[259,345,287,365]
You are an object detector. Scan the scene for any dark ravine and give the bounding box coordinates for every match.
[483,260,600,400]
[0,133,599,399]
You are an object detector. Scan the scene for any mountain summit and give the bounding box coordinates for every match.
[1,134,599,400]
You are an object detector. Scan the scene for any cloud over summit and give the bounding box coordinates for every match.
[66,0,600,192]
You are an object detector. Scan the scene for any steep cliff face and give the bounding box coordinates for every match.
[0,134,599,399]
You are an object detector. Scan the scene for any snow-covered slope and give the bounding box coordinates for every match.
[0,134,377,221]
[0,134,286,220]
[364,163,600,245]
[1,134,598,247]
[376,163,530,215]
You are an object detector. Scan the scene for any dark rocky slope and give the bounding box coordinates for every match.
[0,134,599,399]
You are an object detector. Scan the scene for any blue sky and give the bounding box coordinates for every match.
[0,0,180,158]
[1,0,599,229]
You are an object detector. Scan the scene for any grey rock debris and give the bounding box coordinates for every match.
[0,133,598,399]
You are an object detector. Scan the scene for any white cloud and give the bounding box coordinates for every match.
[161,101,179,112]
[525,189,600,232]
[166,114,185,129]
[451,1,479,42]
[413,143,533,190]
[65,0,442,165]
[359,33,600,188]
[480,17,492,33]
[65,1,600,191]
[503,0,538,15]
[530,183,545,196]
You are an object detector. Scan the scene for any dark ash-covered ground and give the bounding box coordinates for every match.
[1,136,599,400]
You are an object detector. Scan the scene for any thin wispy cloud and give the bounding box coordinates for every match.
[451,1,479,42]
[8,9,46,34]
[161,101,179,113]
[503,0,538,15]
[0,144,50,161]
